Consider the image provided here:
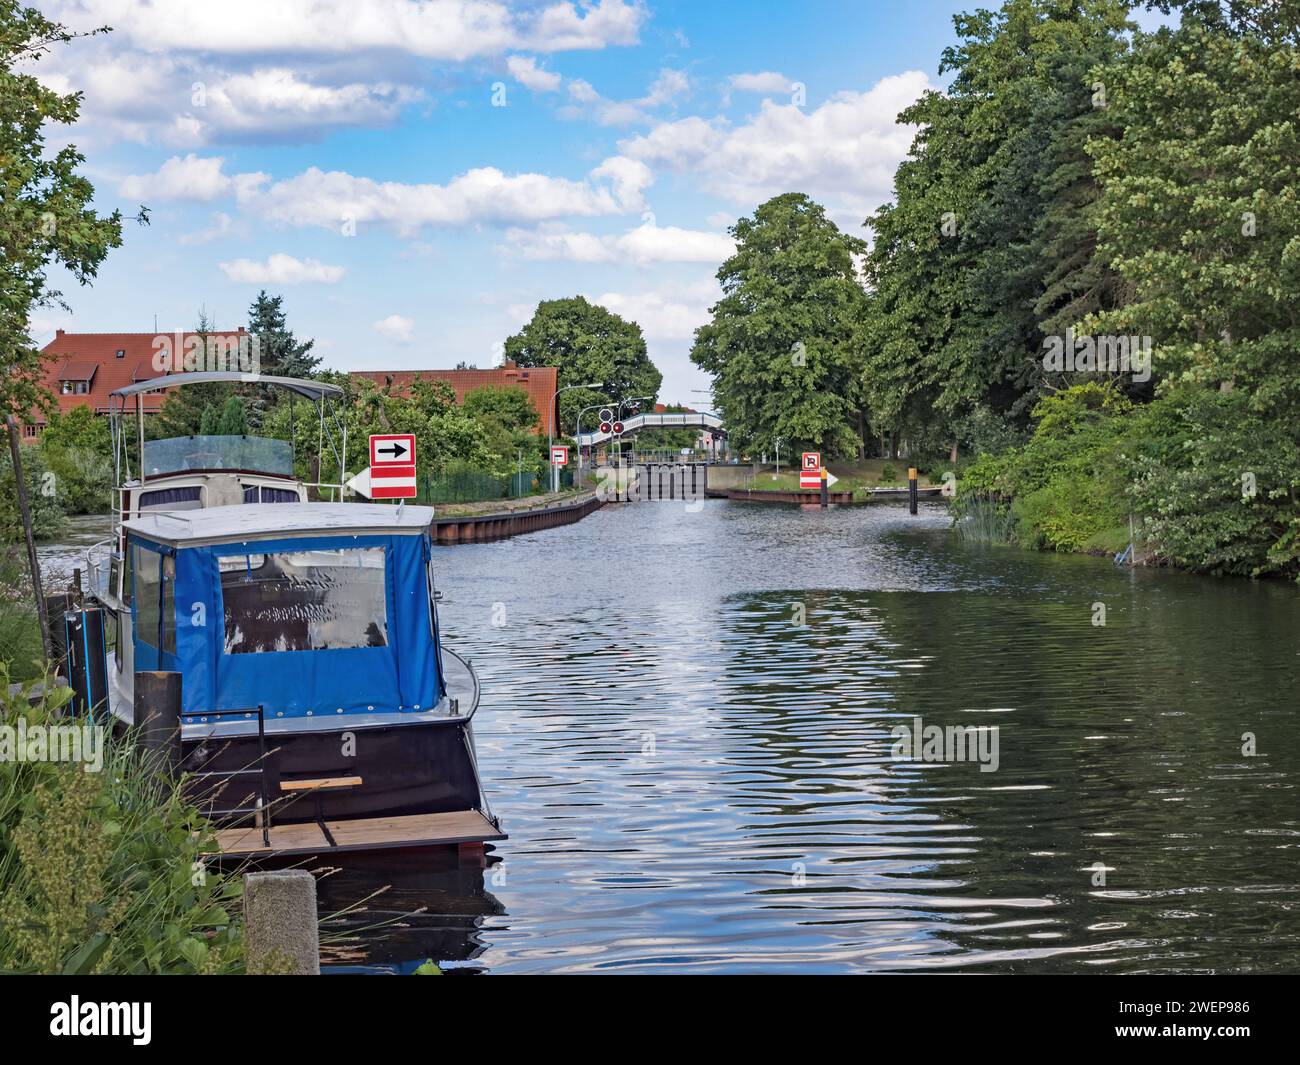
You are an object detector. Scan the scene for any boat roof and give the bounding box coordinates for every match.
[124,502,434,547]
[112,371,342,402]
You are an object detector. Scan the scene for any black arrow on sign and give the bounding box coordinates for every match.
[377,442,408,458]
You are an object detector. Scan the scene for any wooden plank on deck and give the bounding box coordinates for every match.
[210,808,504,858]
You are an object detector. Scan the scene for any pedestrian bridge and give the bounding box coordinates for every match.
[576,411,726,448]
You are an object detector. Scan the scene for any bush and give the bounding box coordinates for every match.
[0,448,65,541]
[1125,389,1300,578]
[0,672,248,973]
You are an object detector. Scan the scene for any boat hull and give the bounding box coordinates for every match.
[184,715,493,826]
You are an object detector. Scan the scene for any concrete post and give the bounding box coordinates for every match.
[908,467,919,516]
[244,870,320,975]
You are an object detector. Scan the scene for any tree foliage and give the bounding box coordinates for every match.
[691,193,868,457]
[0,2,125,422]
[505,296,661,435]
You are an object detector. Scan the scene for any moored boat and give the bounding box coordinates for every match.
[82,372,503,857]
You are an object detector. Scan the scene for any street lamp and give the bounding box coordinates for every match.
[574,398,611,488]
[549,381,603,492]
[617,396,652,464]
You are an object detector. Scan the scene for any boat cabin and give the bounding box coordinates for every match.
[116,503,446,728]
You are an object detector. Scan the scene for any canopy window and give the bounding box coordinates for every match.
[220,547,388,655]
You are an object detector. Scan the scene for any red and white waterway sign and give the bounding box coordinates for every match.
[802,452,821,471]
[551,445,570,466]
[800,451,822,489]
[346,433,417,499]
[370,433,415,466]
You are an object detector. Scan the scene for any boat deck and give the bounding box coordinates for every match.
[209,809,505,859]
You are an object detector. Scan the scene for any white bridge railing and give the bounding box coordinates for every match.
[576,411,725,447]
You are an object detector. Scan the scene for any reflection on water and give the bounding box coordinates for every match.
[42,502,1300,973]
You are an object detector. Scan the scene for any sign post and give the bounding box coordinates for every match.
[349,433,417,500]
[800,452,822,490]
[550,444,569,493]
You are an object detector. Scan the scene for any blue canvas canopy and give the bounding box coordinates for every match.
[125,504,441,719]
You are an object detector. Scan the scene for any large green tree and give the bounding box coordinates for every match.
[691,193,868,457]
[1085,5,1300,417]
[1,3,126,422]
[504,296,662,435]
[860,0,1134,459]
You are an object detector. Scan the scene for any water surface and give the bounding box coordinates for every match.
[315,499,1300,974]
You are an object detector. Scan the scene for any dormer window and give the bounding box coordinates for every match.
[115,349,125,358]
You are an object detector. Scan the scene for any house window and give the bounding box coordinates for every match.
[115,349,125,358]
[22,424,41,438]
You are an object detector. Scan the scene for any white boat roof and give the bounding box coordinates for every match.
[124,502,435,547]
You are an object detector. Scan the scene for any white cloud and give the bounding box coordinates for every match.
[503,221,733,264]
[219,253,346,284]
[120,154,650,231]
[506,55,562,92]
[560,67,689,126]
[179,212,235,246]
[373,314,415,343]
[622,71,936,218]
[120,154,259,202]
[729,71,793,94]
[31,1,644,145]
[592,283,717,342]
[249,156,648,233]
[47,0,645,60]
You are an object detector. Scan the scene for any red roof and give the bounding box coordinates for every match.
[31,329,251,422]
[350,363,560,436]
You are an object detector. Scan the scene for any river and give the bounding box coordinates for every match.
[39,500,1300,973]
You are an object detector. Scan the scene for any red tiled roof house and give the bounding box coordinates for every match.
[350,363,560,437]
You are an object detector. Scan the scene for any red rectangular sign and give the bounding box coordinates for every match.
[370,433,416,466]
[371,464,416,499]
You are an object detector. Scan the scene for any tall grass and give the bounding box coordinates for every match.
[0,670,247,973]
[953,497,1019,545]
[0,550,44,683]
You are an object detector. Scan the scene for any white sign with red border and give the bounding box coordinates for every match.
[550,445,570,466]
[802,452,821,471]
[370,433,415,466]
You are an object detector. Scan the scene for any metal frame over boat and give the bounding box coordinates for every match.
[82,373,503,857]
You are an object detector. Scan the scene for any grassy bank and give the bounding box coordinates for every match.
[0,672,248,973]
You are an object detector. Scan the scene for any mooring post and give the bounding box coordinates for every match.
[908,467,919,515]
[820,466,829,509]
[244,870,320,975]
[135,670,183,774]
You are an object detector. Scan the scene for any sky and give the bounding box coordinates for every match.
[28,0,1166,403]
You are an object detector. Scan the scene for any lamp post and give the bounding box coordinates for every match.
[616,396,652,465]
[549,381,602,493]
[574,398,611,488]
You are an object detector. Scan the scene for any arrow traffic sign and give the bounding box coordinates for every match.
[370,433,416,466]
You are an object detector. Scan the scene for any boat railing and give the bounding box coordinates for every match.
[85,539,117,603]
[182,704,272,847]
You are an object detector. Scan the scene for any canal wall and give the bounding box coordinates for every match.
[431,491,603,543]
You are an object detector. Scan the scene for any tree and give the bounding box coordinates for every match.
[152,308,232,438]
[1,3,125,422]
[247,290,319,379]
[691,193,868,457]
[1085,6,1300,418]
[504,296,662,434]
[860,0,1134,460]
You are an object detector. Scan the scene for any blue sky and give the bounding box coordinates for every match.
[30,1,1163,401]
